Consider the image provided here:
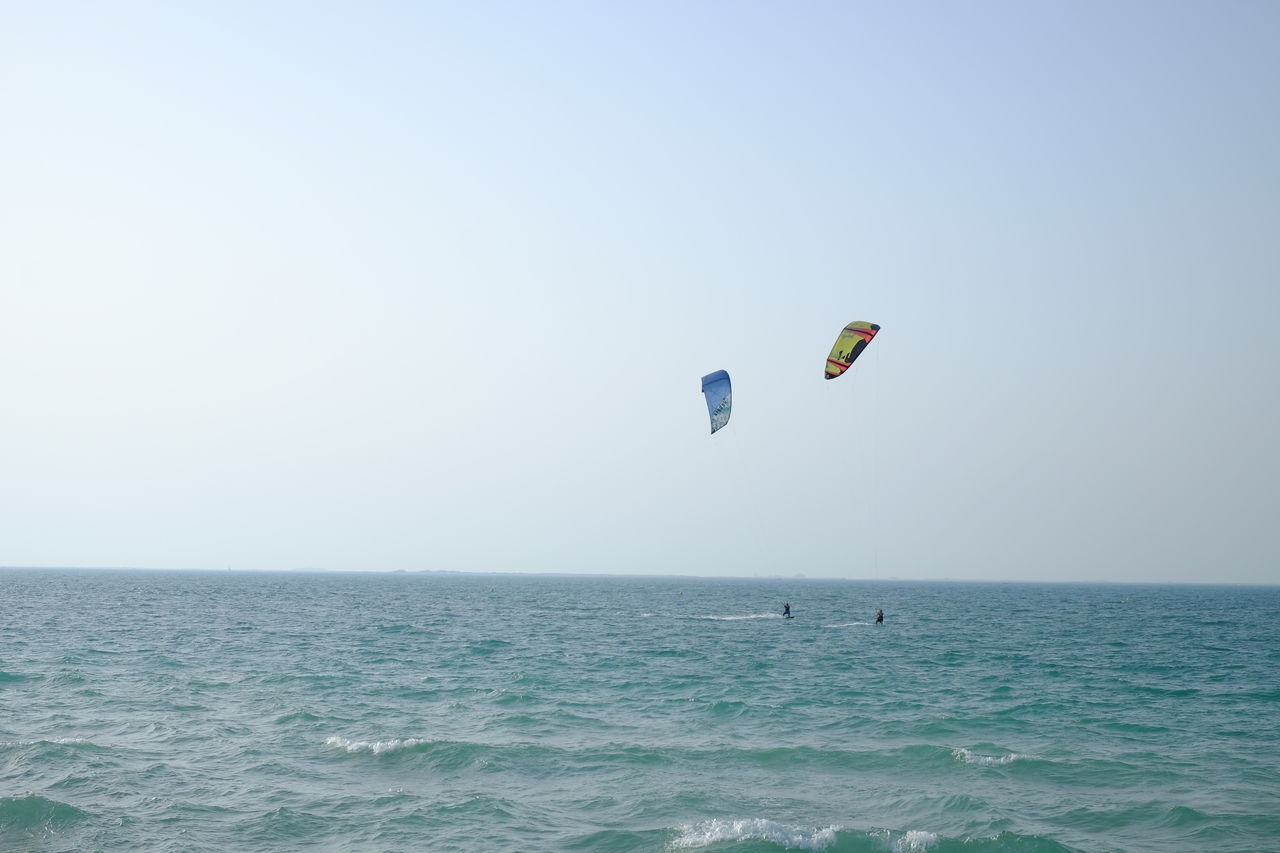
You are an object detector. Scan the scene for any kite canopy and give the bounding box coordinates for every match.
[825,322,880,380]
[700,370,732,434]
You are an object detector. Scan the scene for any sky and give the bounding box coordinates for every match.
[2,1,1276,583]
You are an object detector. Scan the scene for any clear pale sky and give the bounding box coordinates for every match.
[2,2,1276,583]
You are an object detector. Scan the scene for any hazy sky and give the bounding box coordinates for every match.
[2,1,1276,583]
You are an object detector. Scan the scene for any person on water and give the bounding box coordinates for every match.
[783,602,791,618]
[875,609,884,624]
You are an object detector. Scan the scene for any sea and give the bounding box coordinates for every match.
[1,570,1277,853]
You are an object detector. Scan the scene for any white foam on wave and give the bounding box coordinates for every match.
[324,736,429,755]
[953,747,1026,766]
[895,829,939,852]
[671,818,839,850]
[0,737,93,748]
[696,613,781,621]
[825,621,873,628]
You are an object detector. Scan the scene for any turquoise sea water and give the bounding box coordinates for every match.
[1,570,1277,852]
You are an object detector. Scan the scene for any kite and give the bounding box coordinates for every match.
[825,322,880,380]
[700,370,732,434]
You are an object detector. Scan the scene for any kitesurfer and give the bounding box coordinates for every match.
[783,602,791,618]
[875,609,884,625]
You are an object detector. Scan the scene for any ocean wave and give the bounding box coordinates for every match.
[0,794,90,834]
[894,829,940,851]
[708,699,751,718]
[467,639,514,655]
[694,613,782,621]
[0,737,96,749]
[954,747,1028,766]
[274,710,322,725]
[671,818,840,850]
[670,822,1085,853]
[324,736,432,755]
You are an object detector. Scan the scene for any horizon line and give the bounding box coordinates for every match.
[0,565,1274,587]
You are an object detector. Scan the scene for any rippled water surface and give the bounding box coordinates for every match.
[2,570,1277,852]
